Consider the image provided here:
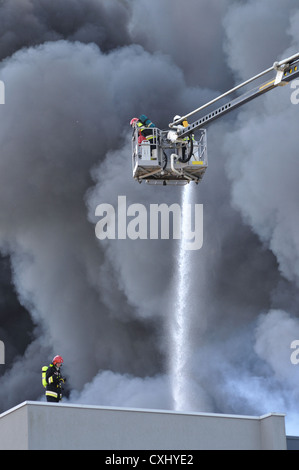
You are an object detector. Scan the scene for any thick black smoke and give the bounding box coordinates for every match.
[0,0,132,60]
[0,0,299,435]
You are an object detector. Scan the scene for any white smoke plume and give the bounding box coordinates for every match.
[0,0,299,436]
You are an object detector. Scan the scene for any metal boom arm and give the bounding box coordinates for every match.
[173,52,299,139]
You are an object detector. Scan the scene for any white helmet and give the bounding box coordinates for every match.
[173,115,181,122]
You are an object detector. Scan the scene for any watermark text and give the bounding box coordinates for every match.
[0,80,5,105]
[290,340,299,365]
[0,340,4,364]
[290,79,299,105]
[95,196,203,250]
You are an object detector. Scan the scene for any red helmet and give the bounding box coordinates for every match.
[130,117,139,127]
[52,355,63,365]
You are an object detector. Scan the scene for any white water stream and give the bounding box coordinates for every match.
[169,183,193,411]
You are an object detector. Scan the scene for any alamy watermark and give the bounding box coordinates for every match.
[0,80,5,105]
[290,80,299,105]
[0,340,5,364]
[95,195,203,250]
[290,340,299,365]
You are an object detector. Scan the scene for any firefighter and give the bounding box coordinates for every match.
[130,115,156,157]
[169,115,194,162]
[130,117,145,144]
[44,355,66,403]
[130,116,154,141]
[167,115,187,142]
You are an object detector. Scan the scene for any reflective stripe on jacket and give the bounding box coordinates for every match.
[137,121,154,141]
[45,363,63,400]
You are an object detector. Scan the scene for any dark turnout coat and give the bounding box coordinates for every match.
[45,363,64,401]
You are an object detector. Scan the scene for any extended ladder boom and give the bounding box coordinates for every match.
[131,52,299,185]
[172,52,299,139]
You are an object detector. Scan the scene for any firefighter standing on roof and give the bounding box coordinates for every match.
[43,355,66,402]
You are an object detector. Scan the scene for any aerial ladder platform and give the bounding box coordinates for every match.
[132,52,299,185]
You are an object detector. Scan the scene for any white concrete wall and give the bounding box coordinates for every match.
[0,403,29,450]
[0,401,287,450]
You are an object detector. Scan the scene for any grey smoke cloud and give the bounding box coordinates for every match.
[129,0,234,89]
[0,0,131,61]
[221,0,299,432]
[0,0,298,435]
[0,38,187,406]
[223,0,298,81]
[70,371,171,410]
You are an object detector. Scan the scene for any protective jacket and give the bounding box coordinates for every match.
[137,120,154,141]
[137,115,156,143]
[45,363,64,402]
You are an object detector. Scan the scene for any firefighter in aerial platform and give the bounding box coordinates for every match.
[167,114,189,140]
[42,355,66,403]
[167,115,194,163]
[130,115,157,158]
